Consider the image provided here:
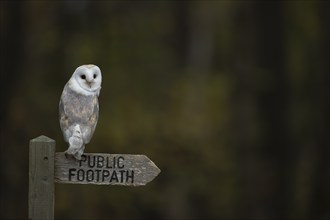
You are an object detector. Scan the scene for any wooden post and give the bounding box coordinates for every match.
[29,135,55,220]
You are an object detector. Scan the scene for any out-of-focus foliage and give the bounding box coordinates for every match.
[1,1,329,220]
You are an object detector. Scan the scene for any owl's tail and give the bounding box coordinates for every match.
[65,125,84,160]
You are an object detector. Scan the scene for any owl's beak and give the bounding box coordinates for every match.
[86,81,93,88]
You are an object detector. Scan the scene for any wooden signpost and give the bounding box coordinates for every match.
[55,152,160,186]
[28,135,161,220]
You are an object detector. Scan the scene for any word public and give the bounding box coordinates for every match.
[68,155,134,184]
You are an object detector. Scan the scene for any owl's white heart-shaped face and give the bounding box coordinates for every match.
[69,64,102,96]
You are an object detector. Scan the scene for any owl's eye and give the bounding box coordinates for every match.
[93,74,97,79]
[80,75,86,80]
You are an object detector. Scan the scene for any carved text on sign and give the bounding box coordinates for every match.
[68,155,134,183]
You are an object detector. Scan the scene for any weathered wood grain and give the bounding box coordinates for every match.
[29,136,55,220]
[54,152,161,186]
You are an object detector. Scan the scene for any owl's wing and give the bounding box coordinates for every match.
[59,92,71,142]
[84,95,99,143]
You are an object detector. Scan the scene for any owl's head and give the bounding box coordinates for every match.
[69,64,102,96]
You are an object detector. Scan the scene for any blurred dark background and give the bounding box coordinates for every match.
[1,1,329,220]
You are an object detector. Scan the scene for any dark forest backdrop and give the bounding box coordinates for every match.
[1,1,329,220]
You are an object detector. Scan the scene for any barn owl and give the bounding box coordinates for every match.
[59,64,102,160]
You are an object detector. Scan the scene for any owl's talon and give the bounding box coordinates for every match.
[74,153,82,160]
[64,152,75,160]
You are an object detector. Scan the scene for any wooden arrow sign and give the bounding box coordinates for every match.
[54,152,161,186]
